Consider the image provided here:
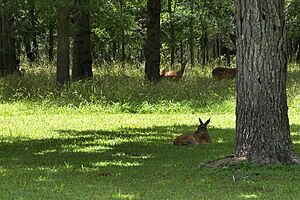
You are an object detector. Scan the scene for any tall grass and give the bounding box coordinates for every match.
[0,63,238,114]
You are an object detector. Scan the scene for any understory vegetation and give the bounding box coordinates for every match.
[1,63,300,199]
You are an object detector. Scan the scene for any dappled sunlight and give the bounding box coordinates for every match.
[112,193,136,200]
[93,160,142,167]
[239,193,259,199]
[215,138,224,143]
[112,152,153,160]
[34,149,57,155]
[66,145,112,153]
[0,166,8,175]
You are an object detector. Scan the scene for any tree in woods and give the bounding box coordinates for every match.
[235,0,300,164]
[56,3,70,87]
[167,0,175,68]
[0,0,18,74]
[72,0,93,80]
[286,0,300,63]
[144,0,161,82]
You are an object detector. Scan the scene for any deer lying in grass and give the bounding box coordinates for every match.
[174,118,211,145]
[212,67,236,79]
[160,62,186,80]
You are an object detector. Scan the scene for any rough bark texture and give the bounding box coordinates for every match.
[0,2,18,75]
[56,6,70,87]
[235,0,299,164]
[144,0,160,82]
[72,0,93,81]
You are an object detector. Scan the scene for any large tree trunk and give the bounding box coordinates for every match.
[56,5,70,87]
[0,2,18,75]
[235,0,299,164]
[144,0,160,82]
[72,0,93,80]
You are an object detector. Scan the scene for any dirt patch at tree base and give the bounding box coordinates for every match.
[207,155,247,168]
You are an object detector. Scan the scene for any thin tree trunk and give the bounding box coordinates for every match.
[120,0,125,67]
[168,0,175,68]
[48,21,54,63]
[189,2,195,68]
[235,0,299,164]
[29,4,38,59]
[112,40,117,60]
[201,31,208,67]
[72,0,93,80]
[144,0,160,82]
[56,5,70,87]
[296,40,300,63]
[225,47,231,66]
[180,41,184,65]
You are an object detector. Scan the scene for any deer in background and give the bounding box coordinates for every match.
[160,61,186,80]
[212,67,236,79]
[174,118,211,145]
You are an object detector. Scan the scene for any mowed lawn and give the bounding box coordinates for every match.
[1,64,300,199]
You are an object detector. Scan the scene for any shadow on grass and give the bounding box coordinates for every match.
[0,124,235,171]
[2,124,300,199]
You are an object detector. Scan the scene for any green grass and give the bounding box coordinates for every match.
[0,63,300,199]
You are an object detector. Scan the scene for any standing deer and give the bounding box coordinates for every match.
[212,67,236,79]
[174,118,211,145]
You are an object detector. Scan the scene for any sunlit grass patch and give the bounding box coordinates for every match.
[239,193,259,199]
[93,161,142,167]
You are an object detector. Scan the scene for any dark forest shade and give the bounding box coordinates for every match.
[144,0,161,82]
[235,0,299,164]
[0,1,18,75]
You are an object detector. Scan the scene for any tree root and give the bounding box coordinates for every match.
[206,155,247,168]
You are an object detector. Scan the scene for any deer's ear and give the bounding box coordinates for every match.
[199,118,203,125]
[204,118,211,126]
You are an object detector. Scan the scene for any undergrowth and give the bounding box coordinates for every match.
[1,63,237,114]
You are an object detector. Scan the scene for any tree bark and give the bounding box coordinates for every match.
[201,31,208,67]
[56,5,70,87]
[189,2,195,68]
[144,0,160,82]
[120,0,126,67]
[48,21,54,63]
[168,0,175,68]
[29,1,38,60]
[72,0,93,80]
[0,1,18,75]
[235,0,299,164]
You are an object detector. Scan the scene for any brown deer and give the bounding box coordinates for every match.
[160,62,186,80]
[212,67,236,79]
[174,118,211,145]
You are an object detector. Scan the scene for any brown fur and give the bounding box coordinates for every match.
[174,118,211,145]
[212,67,236,79]
[160,62,186,80]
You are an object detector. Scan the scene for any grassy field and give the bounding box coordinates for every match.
[1,63,300,199]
